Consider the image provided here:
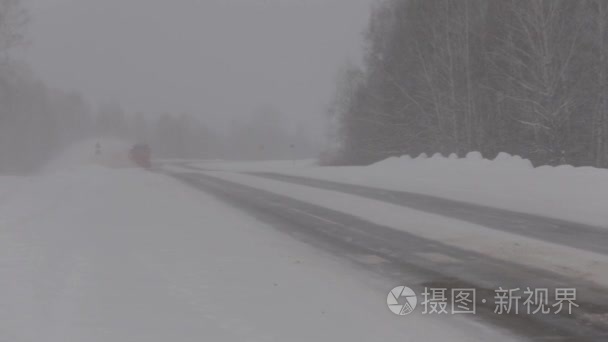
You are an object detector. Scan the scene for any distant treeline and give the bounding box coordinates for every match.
[0,0,315,174]
[0,76,317,173]
[0,67,93,173]
[0,0,70,173]
[327,0,608,167]
[93,104,317,162]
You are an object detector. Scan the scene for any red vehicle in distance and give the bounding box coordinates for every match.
[129,143,151,169]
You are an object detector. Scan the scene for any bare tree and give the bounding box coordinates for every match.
[488,0,588,164]
[0,0,27,61]
[329,0,605,167]
[590,0,608,167]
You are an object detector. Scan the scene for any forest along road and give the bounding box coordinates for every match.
[162,164,608,341]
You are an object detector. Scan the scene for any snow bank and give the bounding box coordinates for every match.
[363,152,608,227]
[192,153,608,227]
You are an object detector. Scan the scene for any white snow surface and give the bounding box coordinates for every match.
[0,166,518,341]
[192,152,608,228]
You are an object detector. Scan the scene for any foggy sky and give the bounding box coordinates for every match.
[24,0,375,135]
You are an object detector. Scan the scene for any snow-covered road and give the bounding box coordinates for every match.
[188,154,608,228]
[174,168,608,289]
[0,166,520,341]
[162,161,608,340]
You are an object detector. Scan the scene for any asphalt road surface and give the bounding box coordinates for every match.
[164,164,608,341]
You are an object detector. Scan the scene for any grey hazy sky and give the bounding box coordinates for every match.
[24,0,375,133]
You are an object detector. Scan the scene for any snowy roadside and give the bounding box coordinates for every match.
[193,170,608,289]
[190,153,608,228]
[0,166,517,341]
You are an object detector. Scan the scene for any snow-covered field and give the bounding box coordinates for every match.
[0,164,517,340]
[192,153,608,228]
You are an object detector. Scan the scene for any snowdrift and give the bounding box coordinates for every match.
[361,152,608,227]
[195,152,608,228]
